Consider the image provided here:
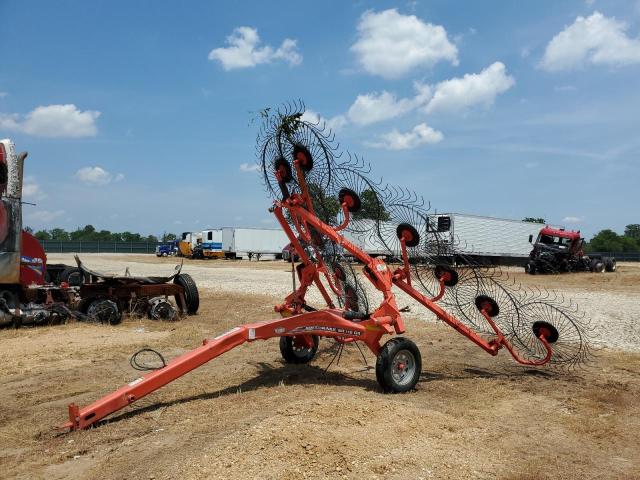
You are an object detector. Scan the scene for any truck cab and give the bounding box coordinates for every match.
[532,227,583,254]
[526,226,615,274]
[178,231,201,258]
[156,240,178,257]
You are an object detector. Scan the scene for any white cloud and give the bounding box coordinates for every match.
[348,91,415,126]
[563,216,582,223]
[424,62,515,114]
[301,109,348,131]
[27,209,65,223]
[346,82,432,126]
[208,27,302,70]
[540,12,640,72]
[0,92,7,98]
[74,166,124,185]
[0,104,100,138]
[22,176,47,201]
[351,9,458,79]
[367,123,443,150]
[239,163,259,172]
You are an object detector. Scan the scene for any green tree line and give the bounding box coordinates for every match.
[27,219,640,252]
[585,224,640,253]
[27,224,177,243]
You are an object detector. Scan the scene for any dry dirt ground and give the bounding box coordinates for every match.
[0,256,639,479]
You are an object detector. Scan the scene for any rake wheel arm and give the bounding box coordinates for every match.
[61,310,390,431]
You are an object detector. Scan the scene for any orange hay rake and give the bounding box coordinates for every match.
[62,105,589,431]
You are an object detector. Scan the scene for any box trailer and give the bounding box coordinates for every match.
[222,227,289,260]
[343,220,397,258]
[426,213,545,265]
[200,229,224,259]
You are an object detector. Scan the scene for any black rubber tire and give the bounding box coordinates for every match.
[60,267,83,287]
[279,335,319,364]
[174,273,199,314]
[605,258,617,272]
[87,298,122,325]
[0,289,19,309]
[0,289,19,326]
[376,337,422,393]
[592,260,605,273]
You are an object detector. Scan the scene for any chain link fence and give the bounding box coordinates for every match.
[588,251,640,262]
[41,241,157,254]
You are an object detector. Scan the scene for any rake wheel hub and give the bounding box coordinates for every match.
[532,321,559,343]
[475,295,500,317]
[396,223,420,247]
[338,188,361,213]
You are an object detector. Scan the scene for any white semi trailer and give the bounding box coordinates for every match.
[426,213,545,265]
[222,227,290,260]
[198,229,224,258]
[340,215,543,265]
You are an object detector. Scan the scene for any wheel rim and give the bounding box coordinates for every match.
[391,349,416,386]
[88,300,119,323]
[292,337,313,357]
[67,271,82,286]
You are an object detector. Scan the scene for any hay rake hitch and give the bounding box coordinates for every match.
[61,104,591,431]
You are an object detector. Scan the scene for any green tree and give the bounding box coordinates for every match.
[49,228,70,241]
[35,230,51,241]
[353,189,390,221]
[121,231,142,242]
[94,229,113,241]
[624,224,640,240]
[620,236,639,252]
[523,217,545,223]
[588,229,622,252]
[69,225,96,240]
[307,183,341,224]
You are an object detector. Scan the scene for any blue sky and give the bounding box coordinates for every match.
[1,0,639,239]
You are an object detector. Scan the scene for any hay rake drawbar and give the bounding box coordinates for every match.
[62,105,590,431]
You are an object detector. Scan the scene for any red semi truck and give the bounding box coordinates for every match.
[0,139,78,326]
[525,226,616,274]
[0,139,198,328]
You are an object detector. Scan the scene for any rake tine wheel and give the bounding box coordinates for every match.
[60,103,592,432]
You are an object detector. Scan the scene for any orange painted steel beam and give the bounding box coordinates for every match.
[64,309,389,431]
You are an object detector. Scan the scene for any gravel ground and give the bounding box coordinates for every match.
[0,255,638,479]
[48,254,640,353]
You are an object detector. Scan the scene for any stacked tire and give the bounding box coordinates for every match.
[604,257,617,272]
[174,273,199,315]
